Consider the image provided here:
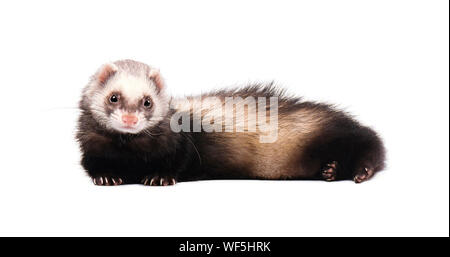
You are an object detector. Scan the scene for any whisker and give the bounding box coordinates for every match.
[42,106,79,112]
[181,133,202,166]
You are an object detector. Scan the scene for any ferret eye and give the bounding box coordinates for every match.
[144,99,152,108]
[110,95,118,103]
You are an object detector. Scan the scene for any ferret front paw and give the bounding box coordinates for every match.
[141,176,177,186]
[321,161,338,181]
[93,176,123,186]
[353,167,374,183]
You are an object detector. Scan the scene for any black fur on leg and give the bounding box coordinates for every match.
[305,116,385,182]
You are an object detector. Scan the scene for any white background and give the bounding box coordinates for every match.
[0,0,448,236]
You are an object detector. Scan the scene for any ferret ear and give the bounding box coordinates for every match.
[97,63,118,85]
[148,69,165,92]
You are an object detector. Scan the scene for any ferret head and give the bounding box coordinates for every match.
[82,60,170,134]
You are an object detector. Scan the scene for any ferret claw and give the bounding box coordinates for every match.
[111,178,122,185]
[93,176,123,186]
[141,176,177,186]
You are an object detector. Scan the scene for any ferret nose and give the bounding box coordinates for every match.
[122,114,138,126]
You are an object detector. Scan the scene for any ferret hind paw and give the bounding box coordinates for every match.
[321,161,339,181]
[353,167,374,183]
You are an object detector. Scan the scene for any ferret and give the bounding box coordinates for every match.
[76,59,385,186]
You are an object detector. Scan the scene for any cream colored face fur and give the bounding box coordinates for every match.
[85,63,169,134]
